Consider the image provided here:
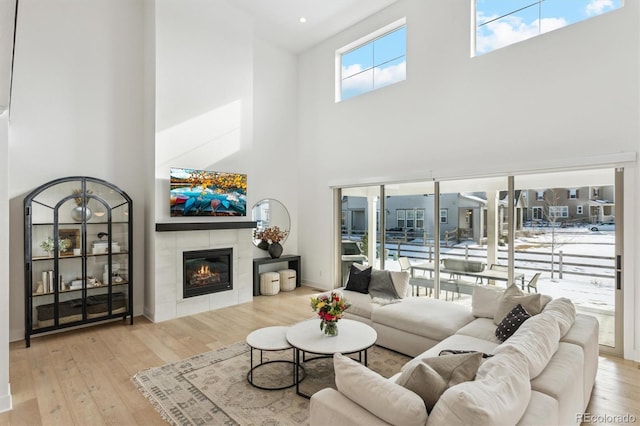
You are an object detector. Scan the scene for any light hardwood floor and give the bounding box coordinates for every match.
[1,286,638,426]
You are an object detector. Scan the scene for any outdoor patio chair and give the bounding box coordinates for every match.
[398,257,411,273]
[527,272,541,293]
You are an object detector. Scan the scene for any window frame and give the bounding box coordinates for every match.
[416,209,425,229]
[397,209,406,228]
[474,0,623,56]
[335,17,407,102]
[549,205,569,219]
[439,208,448,224]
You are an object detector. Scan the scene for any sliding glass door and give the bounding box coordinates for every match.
[336,167,623,353]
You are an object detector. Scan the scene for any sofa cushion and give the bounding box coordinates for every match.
[397,352,483,413]
[428,350,531,426]
[372,297,475,342]
[341,289,377,319]
[494,311,561,379]
[401,334,500,375]
[516,391,559,426]
[333,353,428,426]
[345,264,371,294]
[495,304,531,342]
[561,314,599,407]
[455,318,502,344]
[494,284,542,324]
[530,342,584,425]
[542,297,576,337]
[472,285,504,319]
[310,388,391,426]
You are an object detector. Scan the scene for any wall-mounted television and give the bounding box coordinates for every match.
[170,167,247,217]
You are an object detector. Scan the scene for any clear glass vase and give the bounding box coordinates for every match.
[321,320,339,337]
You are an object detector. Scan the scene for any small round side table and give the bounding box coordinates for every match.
[246,326,305,390]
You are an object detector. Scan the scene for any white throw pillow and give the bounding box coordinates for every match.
[428,350,531,426]
[493,284,542,325]
[494,312,561,379]
[390,270,411,298]
[472,285,504,319]
[333,353,428,426]
[542,297,576,337]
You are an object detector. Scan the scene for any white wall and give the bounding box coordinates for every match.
[149,0,299,317]
[252,38,299,255]
[7,0,146,340]
[297,0,640,360]
[0,111,12,411]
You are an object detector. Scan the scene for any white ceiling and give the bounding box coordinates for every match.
[231,0,399,53]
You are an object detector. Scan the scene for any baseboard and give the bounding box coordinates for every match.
[0,384,12,413]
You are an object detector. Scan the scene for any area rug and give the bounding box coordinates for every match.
[132,341,410,426]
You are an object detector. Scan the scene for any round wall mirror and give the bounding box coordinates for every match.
[252,199,290,247]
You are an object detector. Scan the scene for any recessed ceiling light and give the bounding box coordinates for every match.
[299,17,307,23]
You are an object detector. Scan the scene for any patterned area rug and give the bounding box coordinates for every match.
[132,341,410,426]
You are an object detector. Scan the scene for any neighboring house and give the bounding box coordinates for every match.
[523,186,615,226]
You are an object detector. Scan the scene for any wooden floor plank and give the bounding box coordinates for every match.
[0,286,637,426]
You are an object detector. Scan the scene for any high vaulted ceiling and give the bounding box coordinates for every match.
[0,0,398,113]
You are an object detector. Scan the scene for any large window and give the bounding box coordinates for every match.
[336,168,621,352]
[336,19,406,101]
[475,0,623,56]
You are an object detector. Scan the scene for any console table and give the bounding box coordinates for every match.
[253,255,301,296]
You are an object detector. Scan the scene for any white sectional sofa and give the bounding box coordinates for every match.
[309,276,599,426]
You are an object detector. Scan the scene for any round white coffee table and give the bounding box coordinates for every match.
[246,326,304,390]
[286,319,377,398]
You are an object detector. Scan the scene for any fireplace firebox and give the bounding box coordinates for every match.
[183,248,233,298]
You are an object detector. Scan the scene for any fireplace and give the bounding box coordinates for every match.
[183,248,233,298]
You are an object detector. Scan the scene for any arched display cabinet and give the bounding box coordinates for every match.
[24,176,133,347]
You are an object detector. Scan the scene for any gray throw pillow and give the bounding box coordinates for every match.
[397,352,483,413]
[493,284,542,325]
[368,270,399,300]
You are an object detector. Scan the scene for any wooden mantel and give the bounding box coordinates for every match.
[155,221,257,232]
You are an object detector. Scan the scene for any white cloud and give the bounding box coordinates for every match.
[585,0,615,16]
[341,61,406,93]
[374,61,406,87]
[476,12,567,54]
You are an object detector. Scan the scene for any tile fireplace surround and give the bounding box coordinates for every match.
[151,224,255,322]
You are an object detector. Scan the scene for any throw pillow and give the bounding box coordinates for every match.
[389,270,411,298]
[439,349,493,358]
[397,352,483,412]
[333,353,428,426]
[344,264,371,294]
[368,269,400,300]
[541,297,576,337]
[493,284,542,325]
[495,304,531,342]
[471,285,504,319]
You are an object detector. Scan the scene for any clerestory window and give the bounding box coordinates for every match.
[336,18,406,102]
[475,0,623,56]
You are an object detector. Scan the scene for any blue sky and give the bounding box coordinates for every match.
[341,27,407,100]
[340,1,621,99]
[476,0,622,54]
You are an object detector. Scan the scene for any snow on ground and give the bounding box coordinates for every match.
[379,227,616,314]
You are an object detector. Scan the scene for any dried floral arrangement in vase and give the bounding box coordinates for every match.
[254,226,289,258]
